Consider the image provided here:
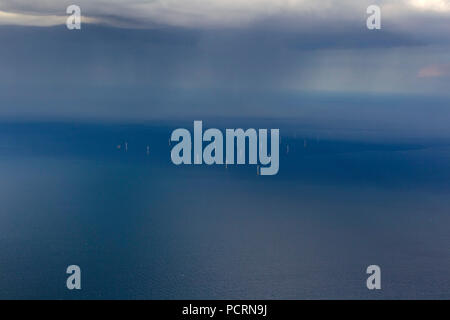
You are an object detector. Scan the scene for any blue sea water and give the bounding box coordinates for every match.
[0,121,450,299]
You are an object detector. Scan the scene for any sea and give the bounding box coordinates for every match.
[0,120,449,299]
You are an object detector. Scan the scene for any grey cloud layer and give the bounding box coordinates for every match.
[1,0,449,31]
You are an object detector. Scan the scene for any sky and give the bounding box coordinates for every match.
[0,0,449,132]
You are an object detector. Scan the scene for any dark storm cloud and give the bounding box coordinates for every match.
[0,23,444,91]
[0,0,449,131]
